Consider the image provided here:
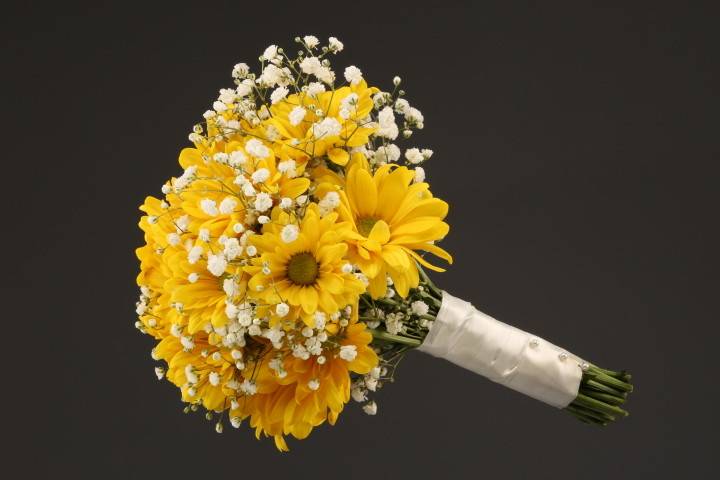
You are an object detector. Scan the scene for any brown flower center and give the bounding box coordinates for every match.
[286,252,319,285]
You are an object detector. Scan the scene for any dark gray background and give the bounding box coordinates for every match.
[4,1,718,478]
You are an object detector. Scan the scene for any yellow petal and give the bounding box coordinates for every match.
[391,195,448,226]
[405,242,454,264]
[178,148,202,169]
[317,243,347,265]
[344,127,374,147]
[301,210,321,246]
[346,152,370,171]
[349,346,378,374]
[299,287,318,314]
[291,421,313,440]
[368,220,390,244]
[317,289,339,313]
[367,267,388,298]
[388,266,411,297]
[390,218,450,244]
[381,244,411,270]
[317,274,344,294]
[327,148,350,166]
[404,248,447,272]
[355,256,381,279]
[375,167,412,220]
[279,177,311,198]
[355,244,371,260]
[347,166,377,218]
[274,435,289,452]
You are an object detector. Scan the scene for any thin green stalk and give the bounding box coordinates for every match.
[587,370,634,393]
[582,390,626,406]
[566,404,613,424]
[369,329,422,347]
[584,379,627,397]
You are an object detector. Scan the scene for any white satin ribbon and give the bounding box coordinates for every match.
[418,291,584,408]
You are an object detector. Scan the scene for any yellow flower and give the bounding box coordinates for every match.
[264,80,379,166]
[245,204,365,324]
[155,334,240,412]
[338,162,453,297]
[178,140,310,221]
[137,174,248,335]
[233,316,378,451]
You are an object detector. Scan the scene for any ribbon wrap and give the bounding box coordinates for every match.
[418,291,584,408]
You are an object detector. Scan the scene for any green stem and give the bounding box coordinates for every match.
[588,370,634,393]
[583,390,626,406]
[566,404,613,424]
[584,379,627,397]
[368,329,422,347]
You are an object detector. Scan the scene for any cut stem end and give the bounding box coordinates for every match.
[565,364,633,426]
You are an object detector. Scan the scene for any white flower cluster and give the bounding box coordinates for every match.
[349,280,443,417]
[351,365,385,416]
[134,285,153,333]
[191,35,432,197]
[282,307,353,363]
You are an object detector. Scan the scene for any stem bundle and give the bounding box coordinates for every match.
[362,265,633,426]
[565,365,632,425]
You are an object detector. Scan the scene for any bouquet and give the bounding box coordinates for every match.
[135,36,632,451]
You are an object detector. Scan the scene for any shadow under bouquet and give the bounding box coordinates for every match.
[135,35,632,451]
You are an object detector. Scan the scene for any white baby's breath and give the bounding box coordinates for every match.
[281,224,299,243]
[303,35,319,48]
[270,86,289,104]
[405,148,424,164]
[344,65,363,85]
[328,37,344,52]
[289,106,306,126]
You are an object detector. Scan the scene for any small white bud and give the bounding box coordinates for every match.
[362,401,377,415]
[280,224,299,243]
[276,303,290,317]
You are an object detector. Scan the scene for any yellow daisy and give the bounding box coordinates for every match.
[232,316,378,451]
[138,189,247,335]
[338,162,453,297]
[245,204,365,323]
[177,140,310,222]
[264,80,379,166]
